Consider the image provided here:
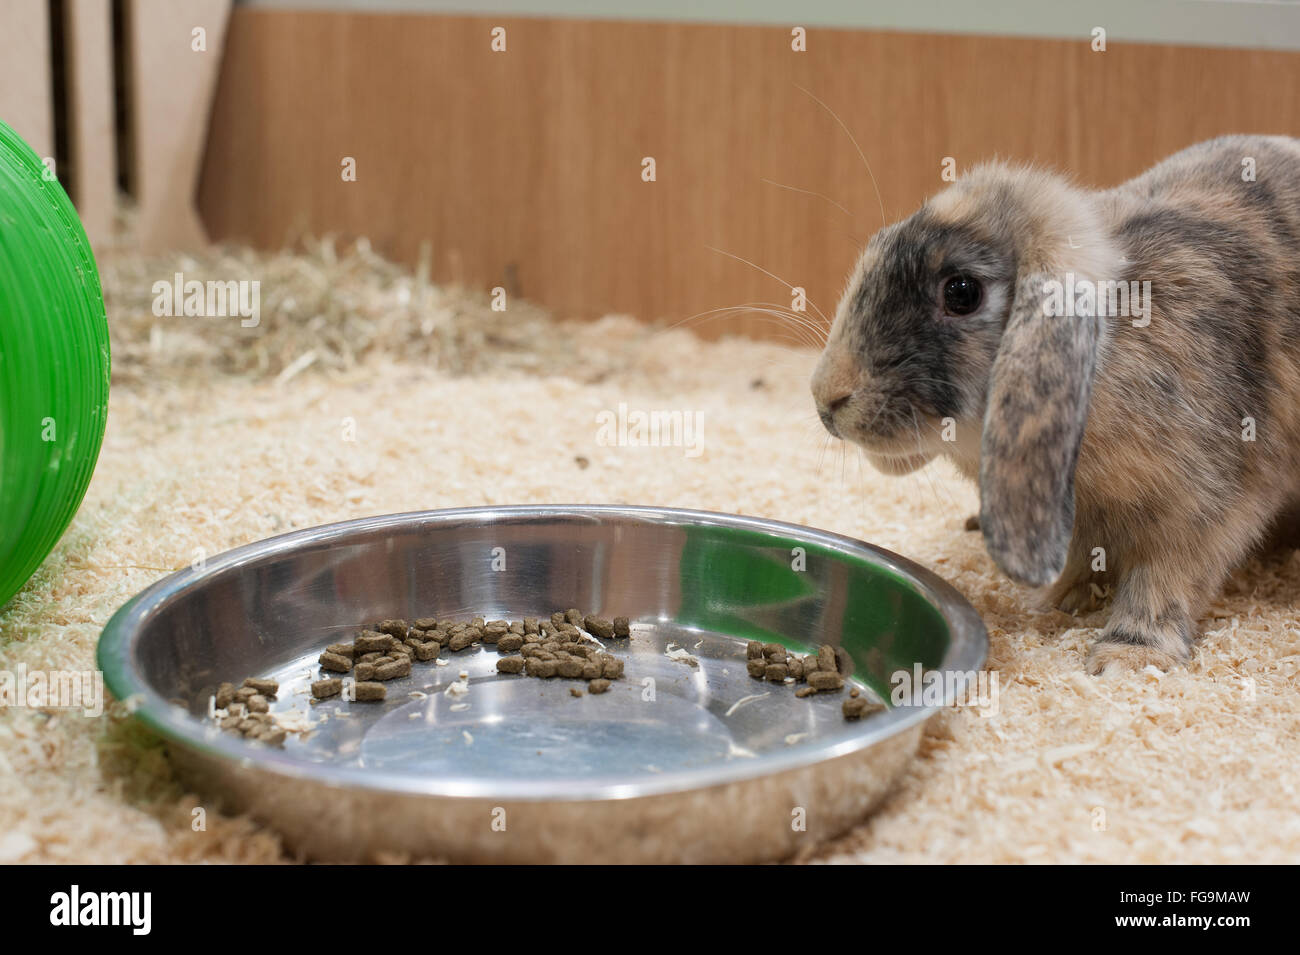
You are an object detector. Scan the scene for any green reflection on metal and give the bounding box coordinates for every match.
[676,525,950,699]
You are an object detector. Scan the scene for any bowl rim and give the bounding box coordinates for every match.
[97,504,988,802]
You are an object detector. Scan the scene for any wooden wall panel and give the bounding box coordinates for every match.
[64,0,117,244]
[198,11,1300,339]
[0,0,54,161]
[127,0,231,252]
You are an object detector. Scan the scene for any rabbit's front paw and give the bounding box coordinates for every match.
[1085,640,1187,675]
[1086,611,1192,675]
[1086,561,1198,674]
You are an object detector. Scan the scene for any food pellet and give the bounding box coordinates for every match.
[413,618,438,630]
[842,697,884,720]
[613,617,630,637]
[234,686,257,702]
[523,617,540,634]
[214,683,235,709]
[747,659,768,678]
[764,663,789,683]
[497,656,525,674]
[326,643,355,658]
[319,651,352,673]
[794,686,816,698]
[312,678,342,699]
[355,631,394,653]
[807,670,844,692]
[570,688,583,698]
[497,634,524,653]
[374,659,411,681]
[415,642,441,662]
[354,682,386,702]
[817,646,837,673]
[376,620,408,637]
[447,629,478,651]
[355,662,376,681]
[588,679,611,694]
[527,658,558,678]
[584,616,614,640]
[746,641,764,660]
[564,609,583,626]
[246,694,269,713]
[557,659,584,678]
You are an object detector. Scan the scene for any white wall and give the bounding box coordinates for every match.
[244,0,1300,52]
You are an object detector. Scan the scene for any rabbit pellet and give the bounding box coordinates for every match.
[208,678,288,745]
[746,640,872,719]
[842,696,885,720]
[294,611,632,710]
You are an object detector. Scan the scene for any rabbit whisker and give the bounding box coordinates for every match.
[704,245,832,326]
[794,83,887,229]
[759,177,855,218]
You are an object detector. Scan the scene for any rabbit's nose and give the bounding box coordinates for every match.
[816,391,853,437]
[811,345,859,437]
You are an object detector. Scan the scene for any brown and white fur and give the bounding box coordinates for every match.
[811,135,1300,674]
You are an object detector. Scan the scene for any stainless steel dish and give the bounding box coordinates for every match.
[98,505,987,863]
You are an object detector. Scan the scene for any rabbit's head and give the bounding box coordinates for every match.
[812,163,1121,586]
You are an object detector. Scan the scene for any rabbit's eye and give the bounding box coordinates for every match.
[941,275,983,316]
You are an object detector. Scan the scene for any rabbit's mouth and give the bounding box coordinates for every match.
[864,449,938,476]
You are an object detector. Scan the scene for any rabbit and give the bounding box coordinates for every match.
[811,135,1300,674]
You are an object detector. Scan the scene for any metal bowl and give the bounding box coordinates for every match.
[98,505,986,863]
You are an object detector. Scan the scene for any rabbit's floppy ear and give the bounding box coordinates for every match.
[979,270,1103,586]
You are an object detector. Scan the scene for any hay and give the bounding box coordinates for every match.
[1,239,1298,863]
[100,236,653,386]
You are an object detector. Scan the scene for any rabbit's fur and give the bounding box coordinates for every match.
[811,135,1300,674]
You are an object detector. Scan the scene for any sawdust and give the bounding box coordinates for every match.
[1,240,1298,864]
